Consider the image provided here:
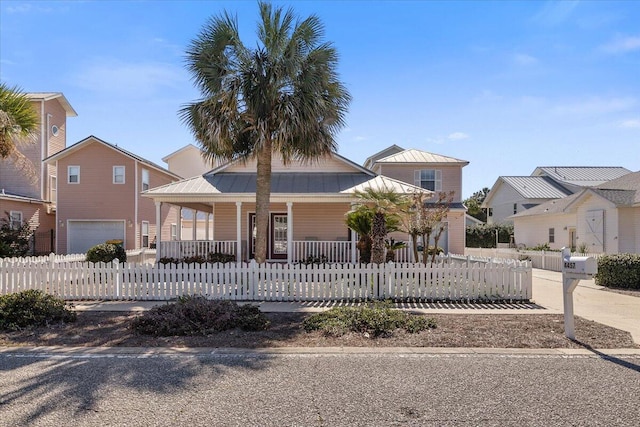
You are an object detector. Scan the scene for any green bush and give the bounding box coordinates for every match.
[0,290,76,330]
[0,213,33,258]
[303,301,436,337]
[595,254,640,289]
[158,252,235,265]
[86,242,127,263]
[130,296,270,336]
[466,223,513,248]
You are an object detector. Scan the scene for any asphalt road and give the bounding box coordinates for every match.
[1,350,639,427]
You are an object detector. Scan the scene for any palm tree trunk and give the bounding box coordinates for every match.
[254,141,272,263]
[370,212,386,264]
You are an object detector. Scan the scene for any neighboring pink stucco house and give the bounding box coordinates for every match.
[145,145,468,262]
[0,92,77,254]
[44,136,182,254]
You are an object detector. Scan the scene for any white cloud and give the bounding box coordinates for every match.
[71,59,185,98]
[532,0,579,26]
[513,53,538,66]
[447,132,469,141]
[600,36,640,54]
[5,3,53,14]
[619,119,640,129]
[354,136,367,142]
[552,97,637,116]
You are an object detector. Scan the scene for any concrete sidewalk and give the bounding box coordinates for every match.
[69,268,640,343]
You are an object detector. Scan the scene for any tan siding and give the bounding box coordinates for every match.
[56,141,136,253]
[378,164,464,202]
[226,155,358,173]
[291,203,351,241]
[137,164,180,248]
[445,211,466,254]
[165,146,215,178]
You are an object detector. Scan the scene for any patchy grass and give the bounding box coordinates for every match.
[0,311,636,349]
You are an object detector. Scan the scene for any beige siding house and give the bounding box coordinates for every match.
[512,171,640,254]
[0,92,77,253]
[144,145,467,262]
[365,147,469,255]
[44,136,181,254]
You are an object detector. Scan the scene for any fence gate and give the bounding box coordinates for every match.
[32,229,55,255]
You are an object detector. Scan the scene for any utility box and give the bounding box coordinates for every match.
[562,248,597,278]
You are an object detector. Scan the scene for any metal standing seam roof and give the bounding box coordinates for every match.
[535,166,631,186]
[500,176,573,199]
[143,172,432,196]
[375,149,469,165]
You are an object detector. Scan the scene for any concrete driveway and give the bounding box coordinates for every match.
[531,269,640,343]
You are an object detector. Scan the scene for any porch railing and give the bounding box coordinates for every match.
[160,241,237,260]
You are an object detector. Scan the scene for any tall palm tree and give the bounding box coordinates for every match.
[0,83,39,180]
[180,2,350,263]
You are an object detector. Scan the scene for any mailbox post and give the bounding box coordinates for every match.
[561,247,598,339]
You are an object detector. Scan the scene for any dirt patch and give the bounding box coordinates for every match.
[0,312,636,349]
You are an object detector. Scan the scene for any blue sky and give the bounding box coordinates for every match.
[1,0,639,198]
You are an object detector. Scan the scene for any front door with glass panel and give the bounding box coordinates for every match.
[249,213,288,260]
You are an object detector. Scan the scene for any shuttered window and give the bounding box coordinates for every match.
[414,169,442,191]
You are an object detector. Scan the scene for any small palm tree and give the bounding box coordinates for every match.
[181,2,350,263]
[345,209,373,263]
[351,188,409,264]
[0,83,39,181]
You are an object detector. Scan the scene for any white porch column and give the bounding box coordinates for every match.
[155,201,162,262]
[211,204,215,242]
[351,227,357,264]
[287,201,293,263]
[192,209,197,241]
[205,211,210,241]
[176,208,182,240]
[236,201,242,261]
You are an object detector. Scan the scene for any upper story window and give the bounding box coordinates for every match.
[113,166,125,184]
[9,211,23,230]
[50,176,57,203]
[142,169,149,191]
[414,169,442,191]
[513,203,518,214]
[549,228,555,243]
[68,166,80,184]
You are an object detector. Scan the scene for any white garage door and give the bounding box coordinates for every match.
[68,221,125,254]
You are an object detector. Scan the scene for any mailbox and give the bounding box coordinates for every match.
[561,248,597,278]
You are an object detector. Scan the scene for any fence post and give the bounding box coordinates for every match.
[541,250,545,270]
[49,253,55,268]
[113,259,121,299]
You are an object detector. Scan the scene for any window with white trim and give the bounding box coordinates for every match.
[414,169,442,191]
[171,224,177,241]
[142,169,149,191]
[50,176,57,203]
[68,166,80,184]
[141,221,149,248]
[113,166,125,184]
[9,211,22,230]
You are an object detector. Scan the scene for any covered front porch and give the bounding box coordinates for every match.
[153,199,416,263]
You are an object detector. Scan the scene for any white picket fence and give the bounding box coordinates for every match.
[0,257,531,302]
[464,248,604,272]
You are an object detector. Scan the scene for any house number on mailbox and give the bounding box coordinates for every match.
[564,261,576,269]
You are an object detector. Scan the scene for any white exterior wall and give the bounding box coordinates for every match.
[575,195,619,254]
[617,207,639,253]
[485,183,550,225]
[165,146,215,178]
[513,212,575,250]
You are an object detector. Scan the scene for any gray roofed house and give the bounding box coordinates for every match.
[511,170,640,254]
[144,145,470,262]
[483,165,632,225]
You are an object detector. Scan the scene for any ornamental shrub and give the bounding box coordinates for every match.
[86,242,127,263]
[0,213,32,258]
[595,254,640,289]
[130,296,270,336]
[303,301,436,337]
[0,290,76,330]
[466,224,513,248]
